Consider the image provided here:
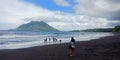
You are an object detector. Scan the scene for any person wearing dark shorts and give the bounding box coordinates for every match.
[69,37,75,57]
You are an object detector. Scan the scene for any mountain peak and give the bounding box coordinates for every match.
[16,21,59,32]
[30,21,45,23]
[29,21,46,25]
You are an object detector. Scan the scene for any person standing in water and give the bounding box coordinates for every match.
[69,37,75,57]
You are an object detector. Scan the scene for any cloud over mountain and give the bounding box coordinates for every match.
[0,0,120,31]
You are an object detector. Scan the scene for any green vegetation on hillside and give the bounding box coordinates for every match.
[71,28,114,32]
[72,26,120,33]
[80,28,114,32]
[113,26,120,32]
[16,21,59,32]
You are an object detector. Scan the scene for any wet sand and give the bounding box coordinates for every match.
[0,33,120,60]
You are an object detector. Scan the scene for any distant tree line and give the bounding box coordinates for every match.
[113,26,120,32]
[71,25,120,33]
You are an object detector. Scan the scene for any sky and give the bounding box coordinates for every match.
[0,0,120,31]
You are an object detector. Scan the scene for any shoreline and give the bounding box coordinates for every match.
[0,32,113,50]
[0,33,120,60]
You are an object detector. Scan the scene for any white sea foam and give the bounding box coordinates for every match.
[0,32,113,50]
[0,34,47,39]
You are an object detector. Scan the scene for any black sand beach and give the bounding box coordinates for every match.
[0,33,120,60]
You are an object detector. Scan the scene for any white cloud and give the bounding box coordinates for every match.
[0,0,118,31]
[27,12,116,31]
[0,0,52,30]
[74,0,120,20]
[53,0,71,7]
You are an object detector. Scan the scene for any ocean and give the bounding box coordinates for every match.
[0,30,113,50]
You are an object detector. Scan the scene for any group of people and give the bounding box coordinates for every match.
[44,37,76,57]
[44,37,62,43]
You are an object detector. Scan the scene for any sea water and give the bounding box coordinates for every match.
[0,30,113,49]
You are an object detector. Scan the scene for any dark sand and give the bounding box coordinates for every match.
[0,33,120,60]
